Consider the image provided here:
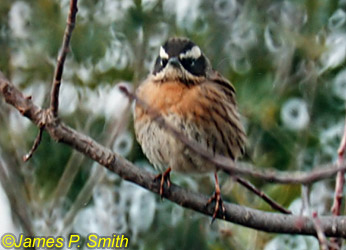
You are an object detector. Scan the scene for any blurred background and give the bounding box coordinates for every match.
[0,0,345,249]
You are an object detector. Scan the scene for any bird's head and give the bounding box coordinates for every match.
[151,37,211,85]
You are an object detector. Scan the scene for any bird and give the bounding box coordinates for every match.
[134,37,246,220]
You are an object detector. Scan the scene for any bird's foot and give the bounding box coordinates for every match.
[206,172,226,223]
[206,190,226,223]
[154,167,171,199]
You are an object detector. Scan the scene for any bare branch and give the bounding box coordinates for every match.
[331,117,346,216]
[312,212,329,250]
[301,185,311,215]
[119,86,346,185]
[235,176,291,214]
[301,186,331,249]
[330,116,346,249]
[23,126,44,162]
[50,0,78,117]
[4,73,346,237]
[20,0,78,162]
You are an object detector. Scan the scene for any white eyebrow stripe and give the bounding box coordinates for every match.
[179,46,201,59]
[160,46,169,59]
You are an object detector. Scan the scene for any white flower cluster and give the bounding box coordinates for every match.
[321,8,346,72]
[281,98,310,131]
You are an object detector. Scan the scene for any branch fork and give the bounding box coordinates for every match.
[22,0,78,160]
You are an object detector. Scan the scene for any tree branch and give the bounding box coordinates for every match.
[235,176,291,214]
[312,212,329,250]
[332,116,346,216]
[3,73,346,238]
[330,116,346,249]
[23,126,44,162]
[50,0,78,117]
[21,0,78,162]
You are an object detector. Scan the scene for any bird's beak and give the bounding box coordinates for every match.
[168,57,180,68]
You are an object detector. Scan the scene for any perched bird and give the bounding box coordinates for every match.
[134,37,246,220]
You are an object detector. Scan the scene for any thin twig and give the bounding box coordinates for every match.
[302,186,330,250]
[50,0,78,117]
[118,86,346,184]
[301,185,310,215]
[330,117,346,249]
[331,118,346,215]
[23,0,78,161]
[23,126,44,162]
[312,212,329,250]
[235,176,291,214]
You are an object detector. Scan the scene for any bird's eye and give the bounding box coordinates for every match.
[181,58,195,69]
[161,58,168,67]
